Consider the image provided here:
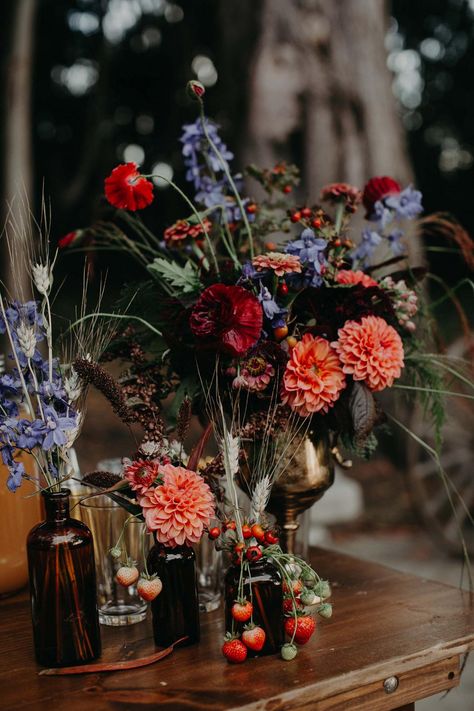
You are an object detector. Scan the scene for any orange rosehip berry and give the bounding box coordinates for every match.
[274,325,289,341]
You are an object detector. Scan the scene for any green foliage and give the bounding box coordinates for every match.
[341,431,379,460]
[147,258,201,295]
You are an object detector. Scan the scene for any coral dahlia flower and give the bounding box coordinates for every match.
[281,334,346,417]
[320,183,362,213]
[124,459,160,495]
[332,315,404,392]
[252,252,302,277]
[190,284,263,357]
[138,464,215,547]
[336,270,378,288]
[104,163,154,211]
[362,176,401,218]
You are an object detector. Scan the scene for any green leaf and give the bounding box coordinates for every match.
[147,258,200,294]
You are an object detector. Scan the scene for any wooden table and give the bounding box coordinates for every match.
[1,547,473,710]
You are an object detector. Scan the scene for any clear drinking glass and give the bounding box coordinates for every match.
[194,536,222,612]
[79,495,149,626]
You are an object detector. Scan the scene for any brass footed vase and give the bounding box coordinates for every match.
[242,433,335,554]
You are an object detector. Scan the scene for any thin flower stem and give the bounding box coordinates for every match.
[68,312,163,338]
[197,103,255,259]
[394,384,474,399]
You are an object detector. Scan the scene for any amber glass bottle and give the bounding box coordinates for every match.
[225,557,284,656]
[27,489,101,667]
[147,541,200,648]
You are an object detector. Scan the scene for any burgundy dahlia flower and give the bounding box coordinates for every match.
[362,176,401,218]
[190,284,263,357]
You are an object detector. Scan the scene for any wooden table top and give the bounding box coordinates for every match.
[1,547,473,711]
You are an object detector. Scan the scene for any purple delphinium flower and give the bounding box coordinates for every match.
[285,228,328,287]
[1,444,14,466]
[6,461,25,492]
[17,418,48,450]
[351,228,383,267]
[385,186,423,220]
[42,406,77,450]
[257,285,287,327]
[387,229,406,256]
[181,118,234,194]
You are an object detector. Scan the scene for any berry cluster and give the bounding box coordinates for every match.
[208,520,279,564]
[289,205,329,230]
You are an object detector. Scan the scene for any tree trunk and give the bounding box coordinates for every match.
[2,0,37,295]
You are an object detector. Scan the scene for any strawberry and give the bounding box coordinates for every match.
[246,545,262,562]
[283,595,303,614]
[281,642,298,661]
[241,524,252,539]
[283,578,303,596]
[251,523,265,542]
[115,563,139,587]
[284,614,316,645]
[137,575,162,601]
[231,599,253,622]
[242,624,266,652]
[222,634,247,663]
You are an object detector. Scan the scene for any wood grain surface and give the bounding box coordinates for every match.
[0,547,473,711]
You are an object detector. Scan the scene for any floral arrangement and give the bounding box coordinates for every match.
[0,215,110,494]
[62,80,474,464]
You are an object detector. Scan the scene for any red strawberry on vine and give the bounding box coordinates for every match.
[115,562,139,587]
[222,634,248,663]
[242,624,266,652]
[285,614,316,645]
[137,575,162,601]
[283,595,303,614]
[231,598,253,622]
[283,578,303,596]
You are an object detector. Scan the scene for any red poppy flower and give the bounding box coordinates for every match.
[58,230,82,249]
[104,163,154,211]
[362,176,401,217]
[190,284,263,357]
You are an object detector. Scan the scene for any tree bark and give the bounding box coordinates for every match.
[2,0,37,295]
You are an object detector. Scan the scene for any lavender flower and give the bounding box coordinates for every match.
[6,461,25,492]
[181,118,233,191]
[385,186,423,220]
[257,285,287,326]
[351,228,383,266]
[387,229,406,256]
[285,228,328,287]
[17,419,47,449]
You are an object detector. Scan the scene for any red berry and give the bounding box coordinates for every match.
[273,325,289,341]
[283,185,292,194]
[241,524,252,539]
[242,624,266,652]
[284,615,316,645]
[231,599,253,623]
[246,203,258,214]
[283,579,303,596]
[277,282,289,296]
[301,207,312,218]
[246,545,263,562]
[137,575,162,601]
[208,526,220,540]
[283,596,303,614]
[234,542,245,554]
[333,239,342,248]
[264,530,279,545]
[222,636,248,663]
[251,524,265,542]
[115,565,139,587]
[225,520,237,531]
[311,218,321,228]
[290,211,301,223]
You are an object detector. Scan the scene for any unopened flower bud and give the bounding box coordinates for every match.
[187,80,205,101]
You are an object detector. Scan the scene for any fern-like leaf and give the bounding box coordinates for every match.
[147,258,200,294]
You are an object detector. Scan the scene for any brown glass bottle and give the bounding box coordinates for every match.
[225,557,284,656]
[27,489,101,667]
[147,541,200,648]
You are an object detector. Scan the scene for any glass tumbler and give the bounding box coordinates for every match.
[79,495,148,626]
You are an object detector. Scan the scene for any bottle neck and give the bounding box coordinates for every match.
[43,489,71,523]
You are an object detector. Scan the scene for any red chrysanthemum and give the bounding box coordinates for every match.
[104,163,154,211]
[336,270,378,288]
[332,315,404,392]
[320,183,362,212]
[281,334,346,417]
[164,218,212,243]
[362,176,401,218]
[138,464,215,547]
[190,284,263,357]
[124,459,160,495]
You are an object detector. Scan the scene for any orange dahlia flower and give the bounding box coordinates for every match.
[139,464,215,547]
[252,252,302,276]
[281,334,346,416]
[332,315,404,392]
[336,270,378,288]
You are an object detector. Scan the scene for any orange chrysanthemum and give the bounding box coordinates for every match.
[281,334,346,417]
[336,270,378,288]
[332,315,404,392]
[138,464,215,547]
[252,252,302,276]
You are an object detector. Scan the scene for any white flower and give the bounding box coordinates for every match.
[32,263,52,295]
[64,368,82,403]
[16,322,36,359]
[139,441,162,457]
[64,411,83,448]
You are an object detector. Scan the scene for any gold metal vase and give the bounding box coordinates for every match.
[241,432,337,554]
